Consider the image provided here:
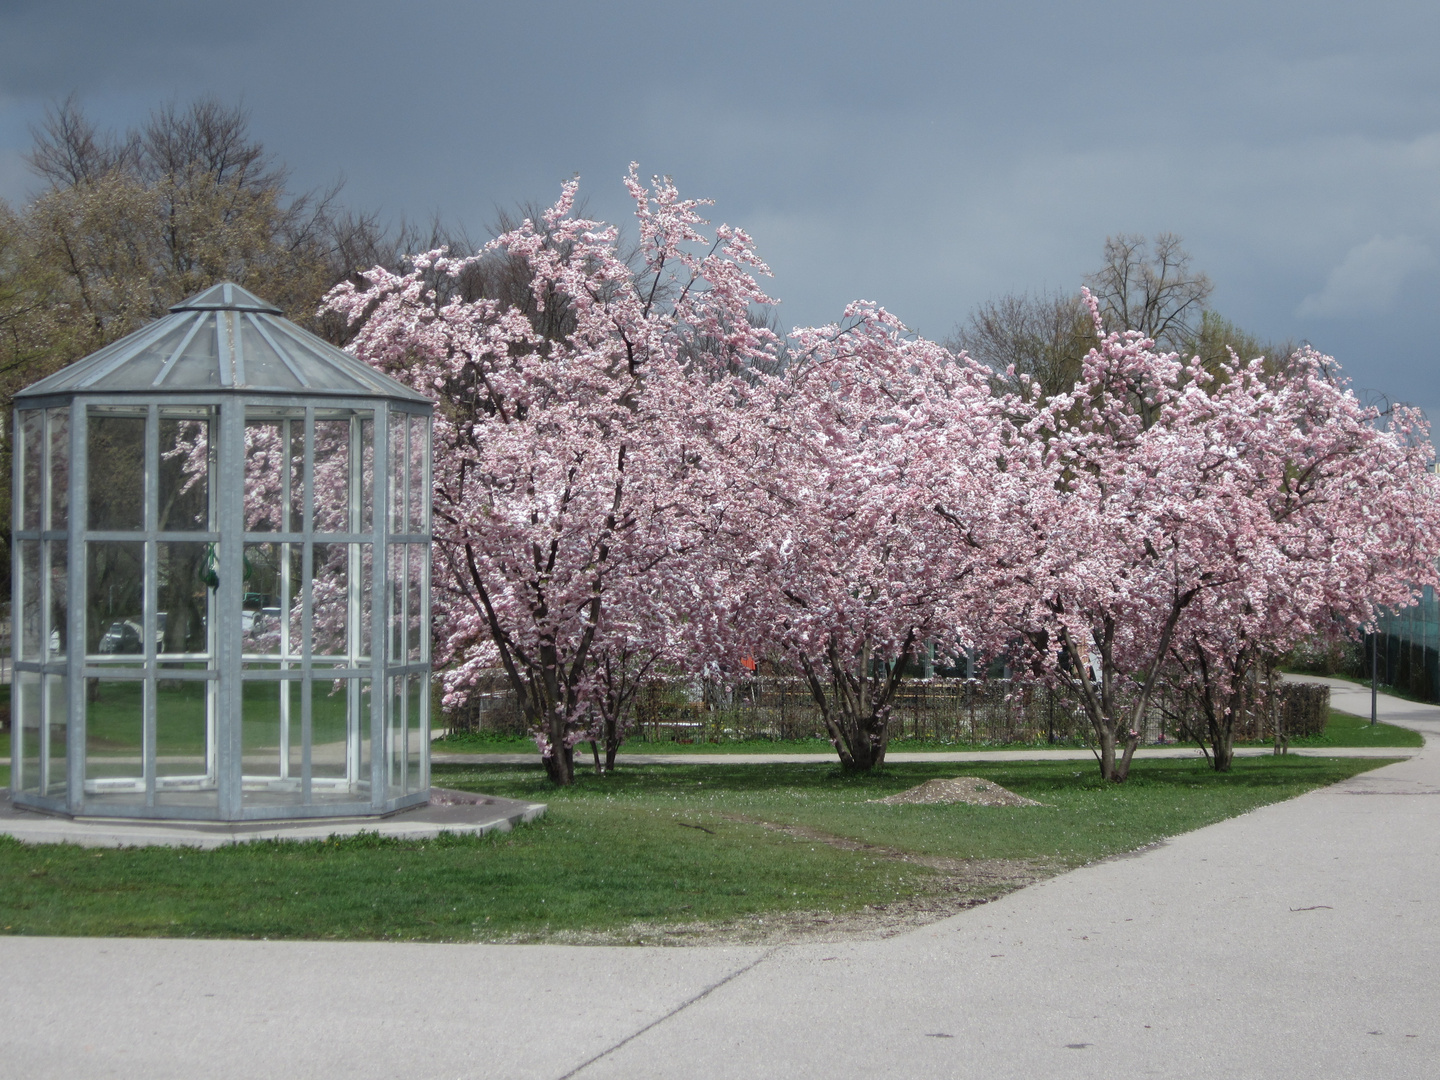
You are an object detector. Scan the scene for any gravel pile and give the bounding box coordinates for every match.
[874,776,1040,807]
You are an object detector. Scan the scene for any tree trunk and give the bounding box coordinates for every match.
[1087,712,1143,783]
[1097,725,1117,780]
[543,739,576,784]
[1206,697,1238,773]
[543,705,576,784]
[799,646,904,772]
[1269,663,1287,756]
[843,711,888,771]
[1114,728,1140,781]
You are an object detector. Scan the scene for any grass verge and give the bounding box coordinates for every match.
[1278,709,1423,749]
[0,755,1395,944]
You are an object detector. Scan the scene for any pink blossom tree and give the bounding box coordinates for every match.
[1166,348,1440,769]
[1000,293,1254,782]
[327,168,779,784]
[1002,296,1440,782]
[716,304,1019,770]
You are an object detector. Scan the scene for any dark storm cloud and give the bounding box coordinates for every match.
[2,1,1439,412]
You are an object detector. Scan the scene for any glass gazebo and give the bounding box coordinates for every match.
[9,282,434,820]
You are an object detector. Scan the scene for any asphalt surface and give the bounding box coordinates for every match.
[2,674,1436,1079]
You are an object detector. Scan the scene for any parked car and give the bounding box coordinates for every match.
[242,607,283,635]
[97,619,143,654]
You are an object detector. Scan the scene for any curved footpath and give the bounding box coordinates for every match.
[3,675,1438,1079]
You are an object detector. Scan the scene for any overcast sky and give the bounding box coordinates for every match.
[2,1,1438,414]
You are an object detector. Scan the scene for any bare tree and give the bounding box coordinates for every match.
[1084,232,1213,353]
[25,95,136,187]
[136,97,284,191]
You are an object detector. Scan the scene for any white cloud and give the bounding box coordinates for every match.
[1296,234,1435,319]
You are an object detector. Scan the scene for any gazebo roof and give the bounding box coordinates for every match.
[17,281,430,403]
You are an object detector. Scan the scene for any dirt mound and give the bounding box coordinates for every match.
[874,776,1040,807]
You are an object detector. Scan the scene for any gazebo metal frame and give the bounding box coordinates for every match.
[9,283,434,820]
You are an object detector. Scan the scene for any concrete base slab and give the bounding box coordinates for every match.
[0,787,546,848]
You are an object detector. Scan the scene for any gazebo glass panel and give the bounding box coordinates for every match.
[387,544,404,662]
[19,541,40,659]
[284,346,369,393]
[158,410,213,531]
[289,423,305,533]
[85,679,145,801]
[154,677,216,809]
[389,414,407,532]
[15,672,40,794]
[45,673,66,795]
[242,678,301,805]
[358,678,373,789]
[20,410,41,529]
[87,542,145,660]
[47,407,69,528]
[238,318,304,389]
[46,541,67,658]
[313,417,352,531]
[408,415,427,532]
[242,542,301,655]
[360,545,375,657]
[162,319,222,388]
[243,421,283,532]
[388,676,406,797]
[407,673,426,793]
[157,542,212,654]
[312,543,349,655]
[112,321,191,386]
[87,409,145,531]
[310,677,359,799]
[359,418,375,532]
[407,545,424,661]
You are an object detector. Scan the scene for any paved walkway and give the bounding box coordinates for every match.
[3,677,1437,1079]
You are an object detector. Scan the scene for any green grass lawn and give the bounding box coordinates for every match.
[0,755,1395,943]
[1281,709,1423,748]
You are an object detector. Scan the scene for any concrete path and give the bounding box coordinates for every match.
[3,678,1437,1079]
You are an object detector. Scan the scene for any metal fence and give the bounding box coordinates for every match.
[445,671,1328,747]
[1373,588,1440,703]
[634,678,1090,745]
